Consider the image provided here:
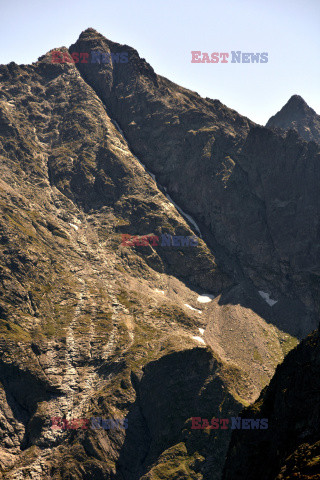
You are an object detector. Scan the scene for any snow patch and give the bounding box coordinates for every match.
[199,328,205,335]
[165,193,202,238]
[154,289,165,294]
[258,291,278,307]
[69,223,79,231]
[112,120,125,137]
[192,336,206,344]
[184,304,202,313]
[197,294,215,303]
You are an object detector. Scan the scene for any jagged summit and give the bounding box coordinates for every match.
[77,27,116,46]
[286,94,309,108]
[75,27,134,53]
[80,27,100,35]
[266,94,320,144]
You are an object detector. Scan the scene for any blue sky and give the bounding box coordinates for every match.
[1,0,319,124]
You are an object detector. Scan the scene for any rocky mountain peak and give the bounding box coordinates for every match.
[286,94,309,109]
[266,94,320,144]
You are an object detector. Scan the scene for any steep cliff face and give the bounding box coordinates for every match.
[223,329,320,480]
[266,94,320,145]
[0,27,318,480]
[69,29,320,340]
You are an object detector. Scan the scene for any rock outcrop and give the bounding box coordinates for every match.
[223,329,320,480]
[266,94,320,144]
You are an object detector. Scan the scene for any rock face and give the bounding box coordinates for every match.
[223,329,320,480]
[70,29,320,339]
[0,47,235,480]
[0,27,319,479]
[266,94,320,144]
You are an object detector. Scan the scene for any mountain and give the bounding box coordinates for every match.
[0,34,264,480]
[223,328,320,480]
[0,27,319,479]
[266,94,320,144]
[69,29,320,340]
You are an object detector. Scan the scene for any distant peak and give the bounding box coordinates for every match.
[81,27,100,35]
[266,94,320,144]
[286,94,309,108]
[78,28,105,41]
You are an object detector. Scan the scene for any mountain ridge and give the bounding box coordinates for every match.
[0,27,319,479]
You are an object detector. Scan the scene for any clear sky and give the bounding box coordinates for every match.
[1,0,319,124]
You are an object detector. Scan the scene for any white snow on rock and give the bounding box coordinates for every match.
[197,294,215,303]
[184,304,202,313]
[165,193,202,238]
[112,120,125,137]
[199,328,205,335]
[258,291,278,307]
[69,223,79,231]
[154,289,165,294]
[192,336,206,344]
